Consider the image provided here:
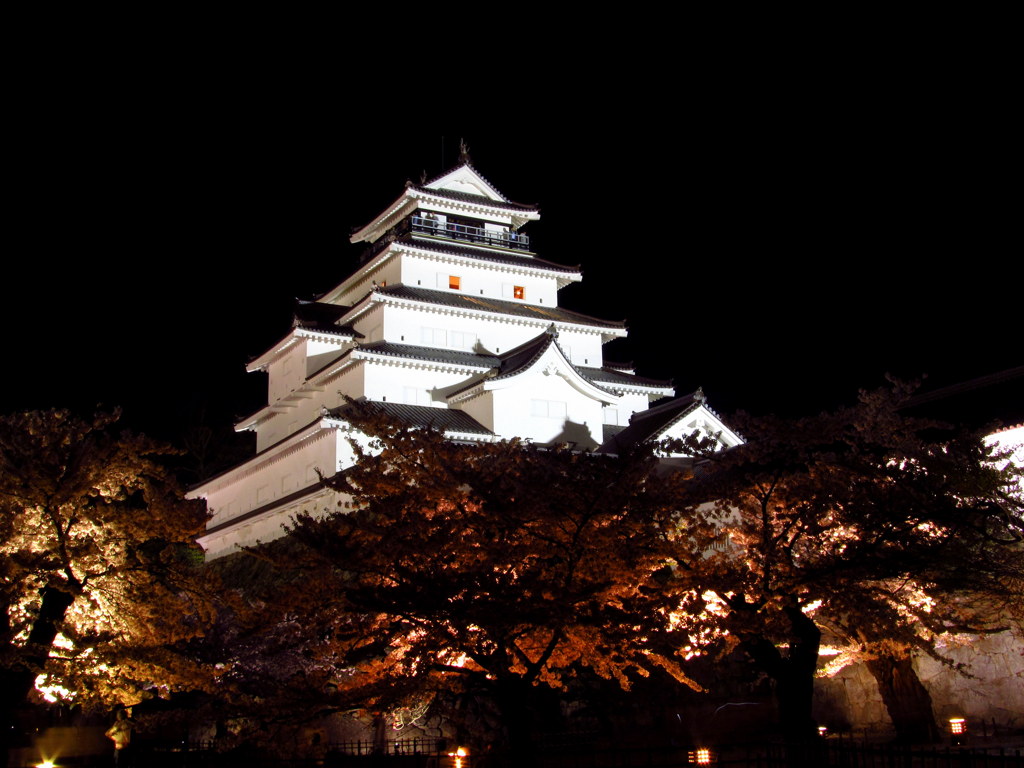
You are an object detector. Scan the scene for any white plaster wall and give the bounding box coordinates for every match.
[378,304,605,365]
[306,339,347,377]
[363,362,477,407]
[255,408,307,453]
[353,304,386,344]
[202,428,341,529]
[319,365,367,412]
[489,371,604,448]
[201,488,349,559]
[268,341,308,404]
[255,365,366,451]
[400,253,559,307]
[457,393,495,434]
[605,393,651,425]
[555,331,604,367]
[334,259,404,307]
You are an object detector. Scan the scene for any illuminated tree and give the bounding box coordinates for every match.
[245,402,709,760]
[0,409,213,730]
[669,384,1024,742]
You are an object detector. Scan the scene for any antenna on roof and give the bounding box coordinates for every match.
[459,138,471,164]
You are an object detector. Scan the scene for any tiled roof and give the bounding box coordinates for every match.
[447,328,617,400]
[577,366,672,389]
[490,327,559,382]
[357,342,499,369]
[598,391,704,454]
[397,236,580,274]
[294,301,361,337]
[410,185,536,212]
[294,300,348,324]
[300,323,361,338]
[330,401,493,436]
[603,424,627,441]
[375,285,625,329]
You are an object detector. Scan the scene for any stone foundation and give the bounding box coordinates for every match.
[814,627,1024,735]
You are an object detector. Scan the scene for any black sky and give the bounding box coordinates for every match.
[5,88,1021,442]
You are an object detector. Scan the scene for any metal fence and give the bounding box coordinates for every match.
[70,739,1021,768]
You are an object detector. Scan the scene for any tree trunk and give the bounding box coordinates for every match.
[738,605,821,744]
[778,605,821,743]
[1,585,77,767]
[2,587,76,708]
[492,678,546,767]
[865,653,939,743]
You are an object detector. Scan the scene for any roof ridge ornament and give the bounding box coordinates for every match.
[459,138,471,165]
[694,387,706,403]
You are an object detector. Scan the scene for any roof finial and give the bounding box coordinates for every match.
[694,387,706,403]
[419,169,427,184]
[459,138,471,164]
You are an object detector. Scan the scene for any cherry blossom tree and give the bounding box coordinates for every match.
[242,401,710,761]
[0,409,214,735]
[668,384,1024,742]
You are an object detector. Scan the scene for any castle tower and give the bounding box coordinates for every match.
[191,162,740,558]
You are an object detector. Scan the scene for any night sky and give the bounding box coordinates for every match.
[5,112,1021,444]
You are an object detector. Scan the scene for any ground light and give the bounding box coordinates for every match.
[36,761,56,768]
[688,746,715,764]
[445,745,469,768]
[949,717,967,746]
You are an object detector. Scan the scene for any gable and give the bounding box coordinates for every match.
[597,391,744,456]
[655,404,744,455]
[424,163,507,202]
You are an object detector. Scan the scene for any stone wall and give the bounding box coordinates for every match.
[814,626,1024,736]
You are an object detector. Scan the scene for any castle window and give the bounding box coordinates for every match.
[531,399,567,420]
[449,275,461,290]
[450,331,477,351]
[422,327,448,347]
[514,285,525,299]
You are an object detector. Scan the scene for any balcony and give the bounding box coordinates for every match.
[410,215,530,251]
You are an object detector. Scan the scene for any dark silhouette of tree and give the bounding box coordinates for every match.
[0,409,214,737]
[668,384,1024,743]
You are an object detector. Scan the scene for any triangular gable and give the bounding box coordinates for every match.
[447,328,620,407]
[598,390,743,456]
[424,163,507,203]
[654,403,744,455]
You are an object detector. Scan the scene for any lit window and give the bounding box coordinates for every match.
[449,276,461,290]
[513,285,525,299]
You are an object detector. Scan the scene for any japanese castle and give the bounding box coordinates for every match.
[192,159,742,558]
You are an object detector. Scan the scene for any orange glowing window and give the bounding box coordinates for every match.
[449,276,461,290]
[513,285,525,299]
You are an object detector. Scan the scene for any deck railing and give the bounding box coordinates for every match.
[411,216,530,250]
